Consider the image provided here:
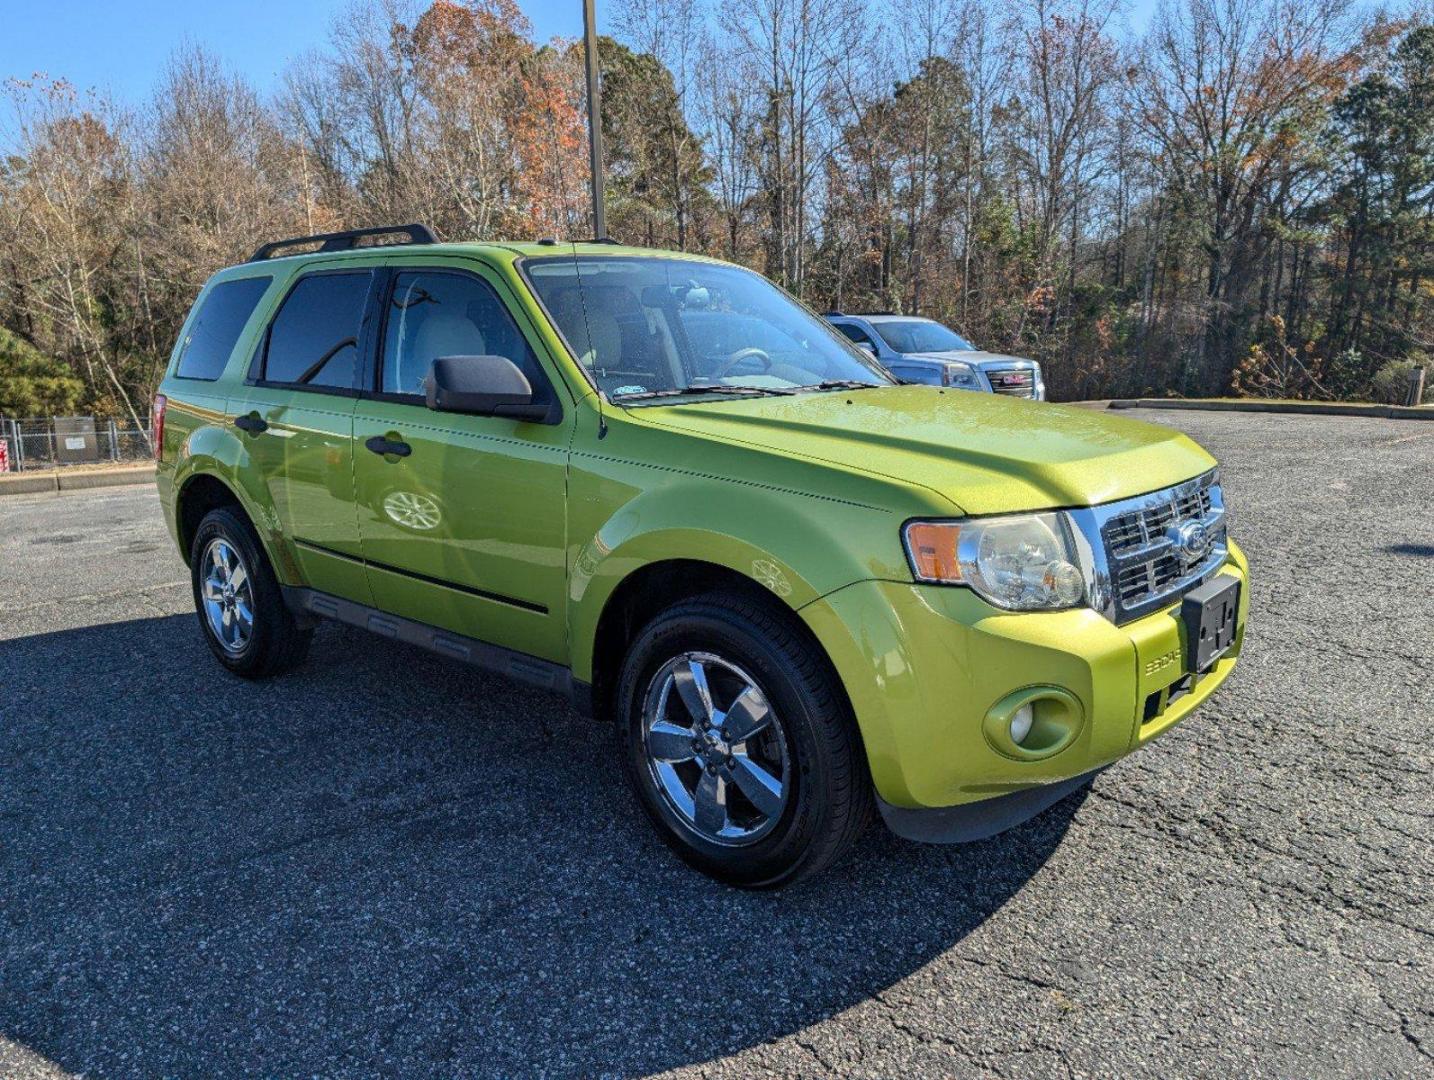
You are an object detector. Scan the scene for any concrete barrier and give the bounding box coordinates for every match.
[1108,398,1433,420]
[0,472,60,495]
[0,464,156,497]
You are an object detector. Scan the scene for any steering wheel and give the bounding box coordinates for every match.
[710,347,773,381]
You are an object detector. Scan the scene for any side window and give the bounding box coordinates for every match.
[835,323,874,347]
[380,271,552,403]
[175,276,271,380]
[259,272,370,389]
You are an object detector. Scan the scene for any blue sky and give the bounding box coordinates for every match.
[1,1,1159,106]
[0,0,607,105]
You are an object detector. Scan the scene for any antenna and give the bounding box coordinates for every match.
[570,244,608,439]
[582,0,607,240]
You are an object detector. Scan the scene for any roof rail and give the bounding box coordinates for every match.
[248,223,438,263]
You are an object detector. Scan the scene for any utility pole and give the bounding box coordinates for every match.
[582,0,606,240]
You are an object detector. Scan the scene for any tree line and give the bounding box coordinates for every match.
[2,0,1431,420]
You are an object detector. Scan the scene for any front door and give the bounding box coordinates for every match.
[230,269,374,601]
[351,264,571,662]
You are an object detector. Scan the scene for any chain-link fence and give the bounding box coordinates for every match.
[0,416,153,472]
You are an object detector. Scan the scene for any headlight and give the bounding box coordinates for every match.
[903,513,1086,611]
[942,362,982,390]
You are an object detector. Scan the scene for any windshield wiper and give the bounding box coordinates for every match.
[610,384,798,402]
[796,379,887,392]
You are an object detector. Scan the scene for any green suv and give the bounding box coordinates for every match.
[155,225,1248,887]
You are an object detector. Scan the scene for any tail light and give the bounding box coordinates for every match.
[152,394,167,461]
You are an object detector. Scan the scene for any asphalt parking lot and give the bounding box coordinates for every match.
[1,409,1430,1079]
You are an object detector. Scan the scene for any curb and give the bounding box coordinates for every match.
[0,464,156,496]
[1108,399,1432,420]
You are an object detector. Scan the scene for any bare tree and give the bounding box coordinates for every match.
[721,0,858,293]
[1,78,151,432]
[1138,0,1364,388]
[696,34,762,260]
[1005,0,1122,305]
[616,0,706,246]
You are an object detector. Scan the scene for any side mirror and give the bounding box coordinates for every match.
[425,355,551,421]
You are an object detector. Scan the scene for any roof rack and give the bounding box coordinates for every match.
[534,236,625,247]
[248,223,438,263]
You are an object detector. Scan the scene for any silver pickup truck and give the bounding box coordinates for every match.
[824,312,1045,400]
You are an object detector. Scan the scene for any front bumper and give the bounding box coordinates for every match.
[800,540,1249,823]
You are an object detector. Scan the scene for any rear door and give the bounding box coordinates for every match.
[229,269,377,601]
[351,261,572,662]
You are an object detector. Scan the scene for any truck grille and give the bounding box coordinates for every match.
[1097,471,1226,623]
[986,367,1036,397]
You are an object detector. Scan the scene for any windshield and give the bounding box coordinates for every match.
[524,255,893,400]
[871,319,976,354]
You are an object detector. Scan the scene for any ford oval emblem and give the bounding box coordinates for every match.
[1170,519,1210,561]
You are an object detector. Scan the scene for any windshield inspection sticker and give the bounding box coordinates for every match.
[613,385,647,396]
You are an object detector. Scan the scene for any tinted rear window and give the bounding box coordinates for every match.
[175,276,271,381]
[833,322,874,346]
[261,272,371,389]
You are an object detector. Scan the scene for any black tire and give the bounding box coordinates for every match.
[189,506,312,677]
[616,592,872,888]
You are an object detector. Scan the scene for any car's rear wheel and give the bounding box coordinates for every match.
[190,506,311,677]
[616,592,871,888]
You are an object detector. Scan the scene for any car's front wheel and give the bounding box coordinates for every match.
[190,506,312,677]
[616,593,871,888]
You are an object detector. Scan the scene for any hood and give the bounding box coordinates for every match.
[628,385,1214,515]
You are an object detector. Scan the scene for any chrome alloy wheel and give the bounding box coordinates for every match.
[200,537,254,654]
[641,652,791,846]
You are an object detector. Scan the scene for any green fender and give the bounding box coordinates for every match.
[565,474,904,684]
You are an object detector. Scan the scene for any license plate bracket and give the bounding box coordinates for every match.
[1181,575,1240,673]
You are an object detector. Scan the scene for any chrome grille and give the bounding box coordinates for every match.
[986,367,1036,398]
[1065,470,1227,624]
[1104,483,1215,558]
[1097,471,1226,622]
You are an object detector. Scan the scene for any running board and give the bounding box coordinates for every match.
[282,585,588,709]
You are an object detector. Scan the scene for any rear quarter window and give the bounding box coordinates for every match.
[174,276,272,381]
[834,322,874,347]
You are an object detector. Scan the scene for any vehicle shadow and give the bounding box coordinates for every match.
[1383,542,1434,558]
[0,615,1084,1079]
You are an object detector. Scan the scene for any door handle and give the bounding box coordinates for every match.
[365,435,412,458]
[233,414,267,434]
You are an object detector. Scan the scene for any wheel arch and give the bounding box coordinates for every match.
[173,470,290,582]
[585,558,857,735]
[176,473,247,563]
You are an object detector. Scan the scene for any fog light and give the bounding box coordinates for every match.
[1009,703,1034,745]
[982,686,1086,760]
